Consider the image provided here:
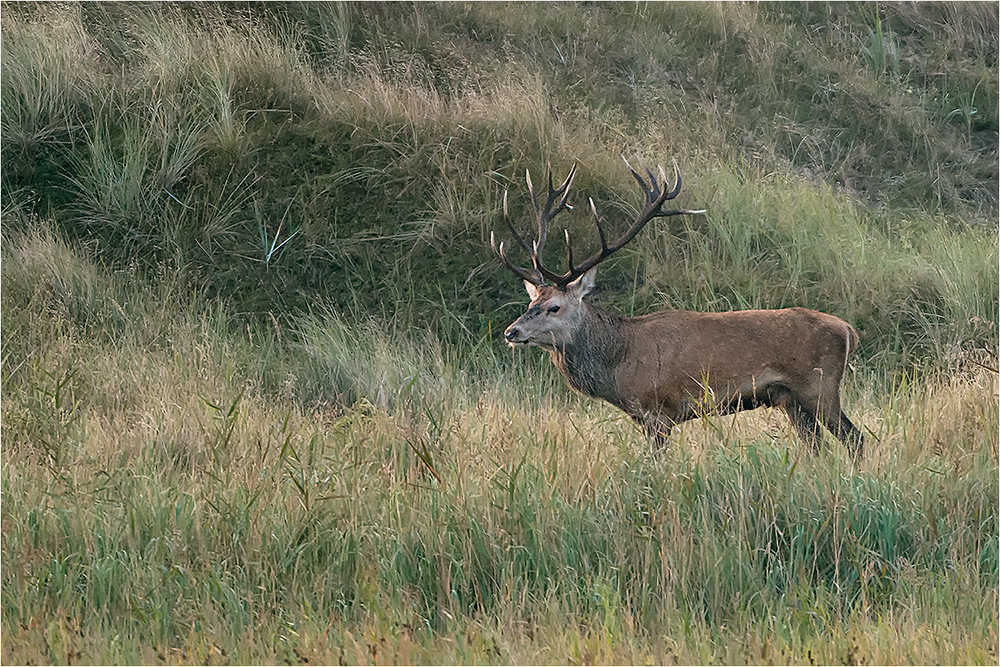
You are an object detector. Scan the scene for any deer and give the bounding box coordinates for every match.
[491,158,864,460]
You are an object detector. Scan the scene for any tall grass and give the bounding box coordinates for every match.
[2,2,997,664]
[2,213,997,665]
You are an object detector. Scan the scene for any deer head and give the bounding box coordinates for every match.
[493,158,704,348]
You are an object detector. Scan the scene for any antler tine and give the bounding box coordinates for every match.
[526,168,538,212]
[502,188,534,255]
[589,197,609,252]
[551,163,577,208]
[492,232,542,284]
[645,164,661,198]
[523,164,578,284]
[664,159,682,200]
[494,164,579,286]
[628,157,703,219]
[623,155,650,193]
[563,228,574,273]
[654,160,706,217]
[535,163,577,257]
[624,156,670,205]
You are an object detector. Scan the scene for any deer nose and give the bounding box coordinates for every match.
[504,325,526,345]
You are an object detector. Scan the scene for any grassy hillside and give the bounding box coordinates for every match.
[2,1,997,365]
[2,2,997,664]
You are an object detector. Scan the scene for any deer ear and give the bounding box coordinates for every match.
[567,266,597,300]
[523,280,541,301]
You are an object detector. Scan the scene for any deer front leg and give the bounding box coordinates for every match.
[629,411,672,449]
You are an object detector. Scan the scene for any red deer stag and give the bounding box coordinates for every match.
[491,158,864,460]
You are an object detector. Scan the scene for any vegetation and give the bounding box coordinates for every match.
[2,2,997,664]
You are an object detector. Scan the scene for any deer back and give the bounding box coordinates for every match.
[615,307,858,414]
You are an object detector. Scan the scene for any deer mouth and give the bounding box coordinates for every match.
[504,325,531,346]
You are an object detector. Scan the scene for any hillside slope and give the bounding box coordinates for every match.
[2,2,996,370]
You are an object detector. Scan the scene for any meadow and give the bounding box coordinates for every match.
[2,2,997,664]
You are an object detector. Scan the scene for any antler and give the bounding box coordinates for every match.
[491,163,577,285]
[492,158,705,288]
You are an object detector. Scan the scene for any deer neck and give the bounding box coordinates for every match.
[549,303,626,404]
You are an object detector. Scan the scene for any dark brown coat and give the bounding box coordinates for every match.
[505,271,863,458]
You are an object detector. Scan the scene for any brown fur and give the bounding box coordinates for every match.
[505,271,864,459]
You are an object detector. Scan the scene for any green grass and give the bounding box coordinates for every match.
[2,2,997,664]
[2,214,996,665]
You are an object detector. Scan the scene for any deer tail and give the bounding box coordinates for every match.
[844,322,859,376]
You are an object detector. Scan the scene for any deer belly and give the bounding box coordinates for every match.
[635,369,789,420]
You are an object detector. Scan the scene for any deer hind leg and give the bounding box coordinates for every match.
[781,398,825,453]
[766,386,823,452]
[819,409,864,462]
[802,387,864,462]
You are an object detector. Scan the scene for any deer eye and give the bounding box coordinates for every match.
[547,305,561,314]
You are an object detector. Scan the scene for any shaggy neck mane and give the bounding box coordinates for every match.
[549,302,627,405]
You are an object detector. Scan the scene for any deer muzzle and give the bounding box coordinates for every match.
[504,324,529,346]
